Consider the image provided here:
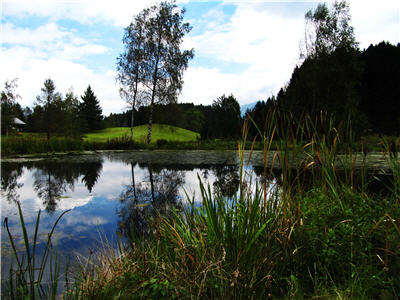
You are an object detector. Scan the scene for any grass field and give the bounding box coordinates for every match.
[83,124,199,143]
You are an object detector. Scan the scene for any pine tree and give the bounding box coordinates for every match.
[79,85,103,132]
[35,78,63,141]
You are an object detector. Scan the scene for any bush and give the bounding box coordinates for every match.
[157,139,168,148]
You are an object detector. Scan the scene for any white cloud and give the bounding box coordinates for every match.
[181,2,306,105]
[181,1,400,106]
[2,22,109,60]
[2,22,67,46]
[0,48,125,114]
[0,21,122,114]
[350,0,400,49]
[3,0,160,27]
[57,195,93,211]
[2,0,399,112]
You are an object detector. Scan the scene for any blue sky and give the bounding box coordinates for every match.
[1,0,399,115]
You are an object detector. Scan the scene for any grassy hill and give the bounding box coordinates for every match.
[83,124,199,143]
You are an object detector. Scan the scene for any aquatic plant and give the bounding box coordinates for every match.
[3,202,69,299]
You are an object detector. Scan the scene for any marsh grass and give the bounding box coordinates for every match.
[3,202,69,299]
[1,136,84,155]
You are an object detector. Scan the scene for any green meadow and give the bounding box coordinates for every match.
[83,124,199,143]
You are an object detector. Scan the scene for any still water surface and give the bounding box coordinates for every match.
[1,151,270,276]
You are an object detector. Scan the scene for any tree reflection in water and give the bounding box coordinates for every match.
[80,161,103,193]
[212,165,240,198]
[117,163,185,240]
[1,163,24,203]
[33,167,67,214]
[32,160,103,214]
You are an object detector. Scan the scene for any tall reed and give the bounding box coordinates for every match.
[3,202,69,299]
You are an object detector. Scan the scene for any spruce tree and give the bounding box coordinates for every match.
[79,85,103,132]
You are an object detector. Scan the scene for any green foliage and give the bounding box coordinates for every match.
[302,0,357,59]
[1,78,22,137]
[212,94,241,139]
[117,1,194,144]
[31,79,82,141]
[278,0,370,137]
[1,135,83,155]
[79,85,103,132]
[157,139,168,148]
[184,107,205,133]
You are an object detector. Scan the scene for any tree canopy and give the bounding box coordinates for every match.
[301,0,357,59]
[1,78,21,136]
[278,0,366,135]
[35,78,64,140]
[117,1,194,143]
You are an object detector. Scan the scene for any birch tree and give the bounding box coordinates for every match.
[117,10,148,141]
[118,1,194,143]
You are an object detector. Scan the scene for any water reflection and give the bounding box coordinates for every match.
[2,151,394,278]
[33,166,68,214]
[117,162,185,240]
[212,165,240,198]
[80,161,103,193]
[1,163,24,203]
[1,160,104,213]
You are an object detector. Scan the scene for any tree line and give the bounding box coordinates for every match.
[104,93,242,140]
[1,78,103,138]
[2,0,399,142]
[248,1,400,139]
[3,40,398,142]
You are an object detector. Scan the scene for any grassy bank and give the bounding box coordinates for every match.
[2,122,398,156]
[1,124,201,156]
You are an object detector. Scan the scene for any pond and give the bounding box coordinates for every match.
[1,151,276,277]
[1,150,394,281]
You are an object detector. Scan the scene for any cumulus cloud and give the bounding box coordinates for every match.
[181,1,399,106]
[0,49,125,114]
[350,0,400,49]
[0,20,124,114]
[3,0,146,27]
[2,0,189,27]
[181,2,306,105]
[2,22,109,60]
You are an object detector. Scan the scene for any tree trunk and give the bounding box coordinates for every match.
[131,162,137,203]
[130,102,135,142]
[147,32,161,144]
[147,101,153,144]
[149,165,155,202]
[130,69,139,142]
